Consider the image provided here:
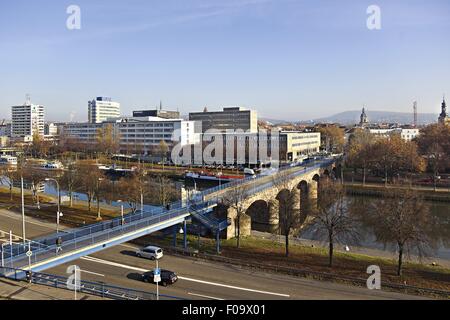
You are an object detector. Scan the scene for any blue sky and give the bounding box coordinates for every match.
[0,0,449,122]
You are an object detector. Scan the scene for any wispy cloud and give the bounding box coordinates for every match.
[6,0,275,48]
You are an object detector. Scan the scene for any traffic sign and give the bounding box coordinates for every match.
[26,250,32,257]
[154,268,161,283]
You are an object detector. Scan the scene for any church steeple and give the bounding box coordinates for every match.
[438,95,449,125]
[360,107,369,127]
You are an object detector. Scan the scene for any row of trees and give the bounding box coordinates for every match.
[0,160,178,218]
[61,162,178,214]
[346,129,426,184]
[346,124,450,185]
[318,125,345,154]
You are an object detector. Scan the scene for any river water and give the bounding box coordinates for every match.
[300,195,450,260]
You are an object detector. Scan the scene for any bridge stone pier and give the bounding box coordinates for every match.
[204,164,335,240]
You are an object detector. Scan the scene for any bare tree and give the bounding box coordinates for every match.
[77,162,102,212]
[148,174,177,207]
[21,163,46,208]
[157,140,169,163]
[60,162,81,207]
[221,184,250,248]
[96,124,120,156]
[367,187,434,276]
[119,167,148,213]
[0,166,19,201]
[311,179,359,267]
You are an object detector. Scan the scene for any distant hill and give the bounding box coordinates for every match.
[260,118,291,125]
[312,110,438,125]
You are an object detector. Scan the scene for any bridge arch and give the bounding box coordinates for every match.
[245,200,277,233]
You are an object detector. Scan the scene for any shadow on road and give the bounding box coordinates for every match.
[120,250,137,257]
[126,272,143,282]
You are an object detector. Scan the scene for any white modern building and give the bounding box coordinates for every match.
[62,116,199,155]
[11,103,45,141]
[368,127,419,141]
[200,130,321,164]
[44,123,58,136]
[88,97,121,123]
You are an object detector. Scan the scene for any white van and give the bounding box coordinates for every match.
[136,246,163,260]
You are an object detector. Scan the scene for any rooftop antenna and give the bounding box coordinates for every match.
[25,94,31,105]
[413,101,418,127]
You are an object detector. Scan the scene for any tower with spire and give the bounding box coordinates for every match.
[359,107,369,127]
[438,96,449,126]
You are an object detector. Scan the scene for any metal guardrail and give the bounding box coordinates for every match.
[0,267,185,300]
[5,208,190,269]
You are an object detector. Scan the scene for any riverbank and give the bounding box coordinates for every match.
[344,182,450,202]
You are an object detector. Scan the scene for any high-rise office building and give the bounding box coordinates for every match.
[88,97,121,123]
[11,103,45,141]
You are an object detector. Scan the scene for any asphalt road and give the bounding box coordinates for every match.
[0,208,427,300]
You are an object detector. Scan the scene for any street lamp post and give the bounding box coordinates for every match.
[117,200,125,225]
[96,178,104,220]
[140,191,144,218]
[21,176,26,245]
[45,178,62,233]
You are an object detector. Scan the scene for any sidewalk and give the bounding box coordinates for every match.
[0,277,104,300]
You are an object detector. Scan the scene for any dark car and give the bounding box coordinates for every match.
[142,270,178,286]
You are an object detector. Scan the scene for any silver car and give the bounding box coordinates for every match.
[136,246,163,260]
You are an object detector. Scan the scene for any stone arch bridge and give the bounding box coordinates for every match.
[203,163,337,239]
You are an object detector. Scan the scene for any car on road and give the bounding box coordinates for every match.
[136,246,163,260]
[142,270,178,286]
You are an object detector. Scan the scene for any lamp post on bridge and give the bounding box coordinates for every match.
[21,176,26,245]
[117,200,125,225]
[96,178,104,221]
[44,178,63,233]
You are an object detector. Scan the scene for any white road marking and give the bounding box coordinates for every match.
[179,275,290,298]
[187,292,224,300]
[80,256,290,298]
[81,256,149,272]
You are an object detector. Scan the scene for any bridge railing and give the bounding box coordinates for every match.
[0,267,184,300]
[200,158,335,203]
[200,158,333,197]
[2,198,188,260]
[6,207,190,269]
